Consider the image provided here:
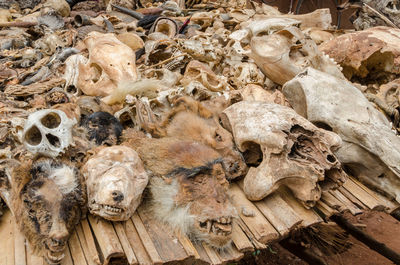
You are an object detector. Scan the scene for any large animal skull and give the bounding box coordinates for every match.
[22,109,76,158]
[0,159,86,264]
[221,101,347,208]
[283,68,400,202]
[82,146,148,221]
[250,23,344,85]
[77,32,138,97]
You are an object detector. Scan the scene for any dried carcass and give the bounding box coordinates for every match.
[221,101,347,208]
[283,67,400,202]
[82,146,148,221]
[0,159,86,264]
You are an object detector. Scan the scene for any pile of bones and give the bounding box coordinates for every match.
[1,0,400,263]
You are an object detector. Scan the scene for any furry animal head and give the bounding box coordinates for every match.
[2,158,86,264]
[134,137,237,248]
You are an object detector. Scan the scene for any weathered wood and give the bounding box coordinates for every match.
[338,186,367,210]
[0,210,15,265]
[231,221,254,252]
[131,213,163,265]
[26,243,44,265]
[68,229,88,265]
[14,219,27,265]
[175,230,200,259]
[342,178,380,209]
[202,243,222,265]
[314,200,336,217]
[321,191,346,212]
[88,215,125,264]
[216,244,244,264]
[330,189,363,215]
[193,242,212,264]
[228,183,279,243]
[114,222,138,265]
[75,223,99,265]
[80,220,101,265]
[137,207,189,263]
[124,218,153,265]
[236,218,266,249]
[60,246,74,265]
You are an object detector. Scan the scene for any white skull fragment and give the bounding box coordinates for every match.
[77,32,138,97]
[22,109,76,157]
[221,101,346,208]
[283,67,400,202]
[230,62,265,89]
[82,146,149,221]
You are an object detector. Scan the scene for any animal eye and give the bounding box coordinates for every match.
[215,132,222,142]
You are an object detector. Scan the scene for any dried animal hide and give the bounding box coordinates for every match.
[138,97,248,180]
[0,158,86,264]
[124,135,237,248]
[320,26,400,84]
[283,67,400,202]
[82,145,148,221]
[221,101,346,208]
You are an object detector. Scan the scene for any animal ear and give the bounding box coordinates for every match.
[173,96,213,119]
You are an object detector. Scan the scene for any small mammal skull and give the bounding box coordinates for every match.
[82,146,148,221]
[22,109,76,158]
[221,101,347,208]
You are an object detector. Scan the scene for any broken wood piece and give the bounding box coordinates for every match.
[68,229,88,265]
[60,246,74,265]
[88,215,125,265]
[124,218,153,264]
[0,210,15,265]
[192,242,212,264]
[231,222,254,252]
[202,242,222,265]
[80,220,101,265]
[175,230,200,260]
[330,189,363,215]
[216,244,244,264]
[0,21,38,28]
[342,178,381,209]
[14,218,27,265]
[338,186,366,210]
[321,191,347,212]
[113,222,138,265]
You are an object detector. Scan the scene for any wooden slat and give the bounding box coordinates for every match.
[202,242,222,265]
[236,218,266,249]
[61,245,74,265]
[193,242,212,264]
[255,193,302,236]
[137,207,188,263]
[228,183,279,243]
[131,213,163,265]
[330,189,363,215]
[75,223,99,265]
[278,188,323,227]
[26,243,44,265]
[231,221,254,252]
[315,200,335,217]
[216,244,244,263]
[80,220,101,265]
[338,186,367,210]
[0,210,15,265]
[14,220,27,265]
[175,230,200,260]
[68,229,88,265]
[321,191,346,212]
[342,178,380,209]
[114,222,138,265]
[124,218,153,265]
[88,215,125,264]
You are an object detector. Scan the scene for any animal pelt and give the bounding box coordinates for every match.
[138,96,248,180]
[0,157,86,264]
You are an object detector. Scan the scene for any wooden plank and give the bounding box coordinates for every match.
[14,219,27,265]
[80,220,101,265]
[202,243,222,265]
[75,223,99,265]
[315,200,335,217]
[255,193,302,236]
[342,178,380,209]
[137,207,188,263]
[88,215,125,264]
[131,213,163,265]
[330,189,363,215]
[278,188,323,227]
[60,245,74,265]
[68,229,88,265]
[216,244,244,264]
[236,218,266,249]
[228,183,279,243]
[231,221,254,252]
[26,243,44,265]
[124,218,152,265]
[175,230,200,260]
[321,191,346,212]
[114,222,138,265]
[338,186,367,210]
[0,210,15,265]
[193,242,212,264]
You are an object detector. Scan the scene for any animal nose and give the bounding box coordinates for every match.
[112,190,124,202]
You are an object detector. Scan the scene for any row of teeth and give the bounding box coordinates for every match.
[47,251,65,263]
[101,204,122,213]
[200,217,232,236]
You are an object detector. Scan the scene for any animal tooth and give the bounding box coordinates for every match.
[207,221,212,233]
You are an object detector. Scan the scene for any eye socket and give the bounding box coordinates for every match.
[215,131,222,142]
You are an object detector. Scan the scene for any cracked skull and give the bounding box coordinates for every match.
[82,146,148,221]
[221,101,347,208]
[22,109,76,158]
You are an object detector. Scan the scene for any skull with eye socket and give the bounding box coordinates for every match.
[22,109,76,158]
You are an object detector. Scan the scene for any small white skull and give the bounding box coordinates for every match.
[221,101,347,208]
[22,109,76,157]
[82,146,149,221]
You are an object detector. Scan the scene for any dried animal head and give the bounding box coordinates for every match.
[132,137,237,248]
[22,109,77,158]
[320,26,400,84]
[0,159,86,264]
[221,101,346,208]
[82,146,148,221]
[77,32,138,97]
[229,62,265,89]
[250,22,344,85]
[283,67,400,202]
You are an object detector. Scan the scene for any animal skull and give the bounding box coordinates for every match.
[82,146,148,221]
[0,159,86,264]
[77,32,138,97]
[22,109,76,158]
[221,101,347,208]
[230,62,265,89]
[283,67,400,202]
[250,24,344,85]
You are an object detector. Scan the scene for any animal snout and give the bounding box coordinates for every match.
[112,190,124,202]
